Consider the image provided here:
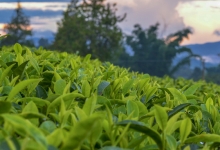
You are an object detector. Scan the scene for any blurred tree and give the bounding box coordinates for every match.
[205,65,220,84]
[190,67,203,81]
[38,37,50,48]
[53,0,126,61]
[1,1,33,46]
[123,23,196,77]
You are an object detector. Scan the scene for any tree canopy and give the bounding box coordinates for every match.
[117,23,195,77]
[53,0,126,61]
[1,2,33,46]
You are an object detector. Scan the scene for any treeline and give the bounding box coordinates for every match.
[1,0,220,82]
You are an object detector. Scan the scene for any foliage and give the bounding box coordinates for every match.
[52,0,126,61]
[38,38,50,48]
[1,2,33,46]
[205,64,220,84]
[117,23,197,77]
[1,42,220,149]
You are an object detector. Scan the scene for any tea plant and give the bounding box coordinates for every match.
[0,42,220,149]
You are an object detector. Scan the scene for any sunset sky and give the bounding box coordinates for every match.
[0,0,219,45]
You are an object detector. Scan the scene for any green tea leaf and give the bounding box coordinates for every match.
[168,103,191,119]
[22,101,39,126]
[117,120,163,150]
[166,135,177,150]
[206,97,213,113]
[83,94,97,116]
[54,79,66,95]
[135,101,148,117]
[7,78,43,101]
[36,85,48,99]
[82,80,90,97]
[47,93,84,114]
[122,79,134,94]
[180,117,192,143]
[12,60,29,78]
[127,100,139,119]
[40,121,57,134]
[184,83,201,96]
[75,107,87,120]
[185,134,220,143]
[0,63,15,86]
[2,114,47,147]
[13,43,22,54]
[61,115,102,150]
[154,105,168,130]
[168,88,187,103]
[83,54,91,63]
[98,81,110,95]
[47,128,64,147]
[0,101,11,114]
[29,56,40,75]
[128,135,147,149]
[165,112,182,134]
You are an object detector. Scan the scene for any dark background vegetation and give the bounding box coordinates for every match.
[1,0,220,84]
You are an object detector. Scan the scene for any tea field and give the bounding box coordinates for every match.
[0,43,220,150]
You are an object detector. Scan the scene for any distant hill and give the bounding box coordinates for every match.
[174,41,220,69]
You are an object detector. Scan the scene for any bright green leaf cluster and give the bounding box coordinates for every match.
[0,43,220,149]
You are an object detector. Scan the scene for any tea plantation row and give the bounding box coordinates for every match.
[0,43,220,150]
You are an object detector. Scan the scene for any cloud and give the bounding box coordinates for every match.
[30,16,62,32]
[177,1,220,45]
[0,0,71,2]
[108,0,186,38]
[202,55,220,64]
[0,2,68,11]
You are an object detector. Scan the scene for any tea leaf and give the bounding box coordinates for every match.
[165,112,182,134]
[128,135,147,149]
[75,107,87,120]
[184,83,201,96]
[47,93,84,114]
[0,63,15,86]
[82,80,90,97]
[180,117,192,143]
[168,88,187,103]
[154,105,168,130]
[166,135,177,150]
[122,79,134,94]
[168,103,191,119]
[36,85,48,99]
[7,78,43,101]
[40,121,57,134]
[13,43,22,54]
[0,101,11,114]
[2,114,47,147]
[206,97,213,113]
[98,81,110,95]
[83,94,97,116]
[185,134,220,143]
[12,60,29,78]
[127,100,139,119]
[54,79,66,95]
[47,128,64,147]
[29,57,40,75]
[61,115,102,150]
[22,101,39,126]
[117,120,163,150]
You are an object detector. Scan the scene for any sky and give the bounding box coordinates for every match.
[0,0,220,45]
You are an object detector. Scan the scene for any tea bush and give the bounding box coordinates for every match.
[0,43,220,150]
